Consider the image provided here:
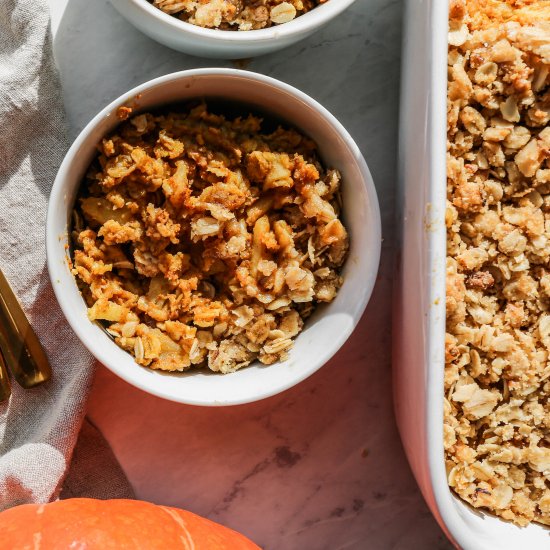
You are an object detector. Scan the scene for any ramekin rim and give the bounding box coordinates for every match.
[46,68,381,406]
[125,0,359,42]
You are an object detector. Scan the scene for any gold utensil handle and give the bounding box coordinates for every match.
[0,350,11,403]
[0,270,51,389]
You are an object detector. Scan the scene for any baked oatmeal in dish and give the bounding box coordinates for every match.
[148,0,326,30]
[445,0,550,526]
[71,103,348,374]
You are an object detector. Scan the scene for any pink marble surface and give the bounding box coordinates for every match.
[87,318,440,548]
[49,0,453,547]
[86,286,448,548]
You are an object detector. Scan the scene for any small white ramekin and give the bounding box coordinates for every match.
[109,0,358,58]
[47,69,381,406]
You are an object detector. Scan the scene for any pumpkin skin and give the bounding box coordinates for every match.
[0,498,260,550]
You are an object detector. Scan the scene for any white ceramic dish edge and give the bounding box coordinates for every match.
[394,2,550,548]
[109,0,358,58]
[47,68,381,407]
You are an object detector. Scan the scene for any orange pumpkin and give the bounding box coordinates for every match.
[0,498,260,550]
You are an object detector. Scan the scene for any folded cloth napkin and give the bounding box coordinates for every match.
[0,0,133,509]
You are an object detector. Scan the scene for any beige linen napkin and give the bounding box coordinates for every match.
[0,0,133,508]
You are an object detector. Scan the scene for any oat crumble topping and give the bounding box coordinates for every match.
[445,0,550,526]
[71,103,348,374]
[148,0,327,30]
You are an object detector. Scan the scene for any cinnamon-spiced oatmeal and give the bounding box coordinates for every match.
[71,103,348,374]
[445,0,550,526]
[149,0,326,31]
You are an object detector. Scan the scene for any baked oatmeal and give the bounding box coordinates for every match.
[148,0,326,31]
[71,103,348,374]
[445,0,550,526]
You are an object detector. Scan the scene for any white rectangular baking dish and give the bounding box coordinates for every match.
[394,1,550,548]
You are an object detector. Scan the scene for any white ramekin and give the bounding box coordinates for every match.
[395,1,550,548]
[109,0,358,58]
[47,69,381,406]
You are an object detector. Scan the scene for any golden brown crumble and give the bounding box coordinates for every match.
[71,103,348,374]
[445,0,550,527]
[149,0,327,31]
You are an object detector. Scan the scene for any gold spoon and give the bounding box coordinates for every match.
[0,351,11,402]
[0,269,51,401]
